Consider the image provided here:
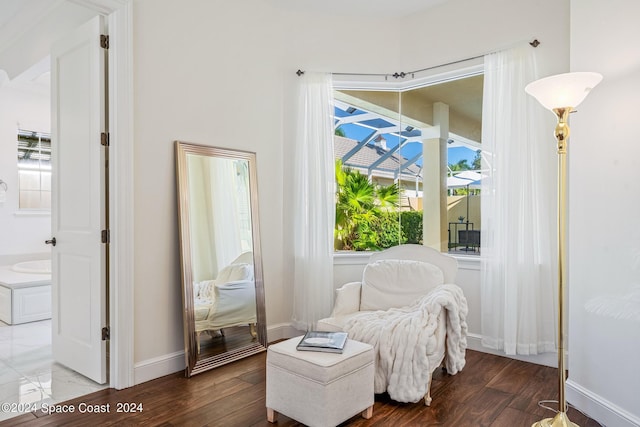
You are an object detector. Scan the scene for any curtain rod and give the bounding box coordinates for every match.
[296,38,540,78]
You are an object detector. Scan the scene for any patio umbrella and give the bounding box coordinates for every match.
[454,170,485,189]
[446,175,475,188]
[454,170,483,180]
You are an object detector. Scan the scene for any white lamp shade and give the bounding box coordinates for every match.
[525,72,603,111]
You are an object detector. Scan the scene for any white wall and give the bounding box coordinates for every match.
[401,0,568,78]
[132,0,570,376]
[133,0,285,364]
[568,1,640,425]
[0,77,51,262]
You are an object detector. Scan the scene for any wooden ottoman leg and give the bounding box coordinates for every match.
[267,407,278,423]
[362,405,373,419]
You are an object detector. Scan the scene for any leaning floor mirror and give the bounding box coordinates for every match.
[175,141,267,377]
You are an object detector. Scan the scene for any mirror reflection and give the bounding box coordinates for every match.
[176,142,266,377]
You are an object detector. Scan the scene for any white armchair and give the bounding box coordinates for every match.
[194,252,257,352]
[317,244,467,405]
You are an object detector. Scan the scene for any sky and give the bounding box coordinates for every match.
[337,119,477,169]
[448,146,477,166]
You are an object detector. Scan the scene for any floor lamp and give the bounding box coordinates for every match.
[525,72,603,427]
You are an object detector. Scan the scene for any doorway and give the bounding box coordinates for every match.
[0,23,108,421]
[0,1,134,421]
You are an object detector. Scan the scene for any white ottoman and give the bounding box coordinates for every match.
[266,336,375,427]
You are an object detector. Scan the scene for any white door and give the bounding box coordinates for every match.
[50,15,107,384]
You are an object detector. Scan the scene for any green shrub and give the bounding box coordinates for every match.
[335,160,400,251]
[334,160,428,251]
[375,212,407,249]
[401,211,423,244]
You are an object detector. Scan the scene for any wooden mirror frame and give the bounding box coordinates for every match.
[175,141,267,377]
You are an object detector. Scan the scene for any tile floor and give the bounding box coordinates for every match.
[0,320,107,422]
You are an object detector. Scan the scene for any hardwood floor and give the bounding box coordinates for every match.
[5,350,601,427]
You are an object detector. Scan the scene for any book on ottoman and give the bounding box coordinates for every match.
[296,331,348,353]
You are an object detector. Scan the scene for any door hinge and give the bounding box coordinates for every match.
[102,326,110,340]
[101,229,110,244]
[100,34,109,49]
[101,132,110,146]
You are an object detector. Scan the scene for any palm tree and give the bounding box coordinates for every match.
[472,149,482,170]
[449,158,471,172]
[335,160,400,250]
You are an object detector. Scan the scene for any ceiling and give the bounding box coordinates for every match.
[410,75,484,127]
[0,0,95,80]
[0,0,25,28]
[0,0,58,53]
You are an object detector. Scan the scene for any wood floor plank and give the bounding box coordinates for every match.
[508,367,562,418]
[491,406,542,427]
[2,349,601,427]
[486,358,545,394]
[445,387,514,426]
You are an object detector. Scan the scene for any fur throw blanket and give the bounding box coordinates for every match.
[343,284,468,403]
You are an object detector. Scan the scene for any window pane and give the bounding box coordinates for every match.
[41,171,52,191]
[20,190,43,209]
[17,129,51,210]
[19,170,41,191]
[334,91,405,251]
[333,73,483,254]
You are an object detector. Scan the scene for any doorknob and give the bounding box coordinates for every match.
[45,237,57,246]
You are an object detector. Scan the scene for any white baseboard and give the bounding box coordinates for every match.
[133,324,303,385]
[466,333,558,368]
[131,330,562,387]
[566,379,640,427]
[133,350,185,385]
[266,322,303,343]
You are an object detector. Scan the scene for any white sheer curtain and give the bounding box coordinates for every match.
[187,156,247,281]
[187,155,218,282]
[480,44,557,355]
[291,72,335,331]
[210,157,245,269]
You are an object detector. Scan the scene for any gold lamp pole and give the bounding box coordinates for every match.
[525,72,602,427]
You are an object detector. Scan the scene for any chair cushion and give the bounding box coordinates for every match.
[267,336,374,384]
[317,313,366,332]
[360,259,444,311]
[330,282,361,317]
[216,263,254,283]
